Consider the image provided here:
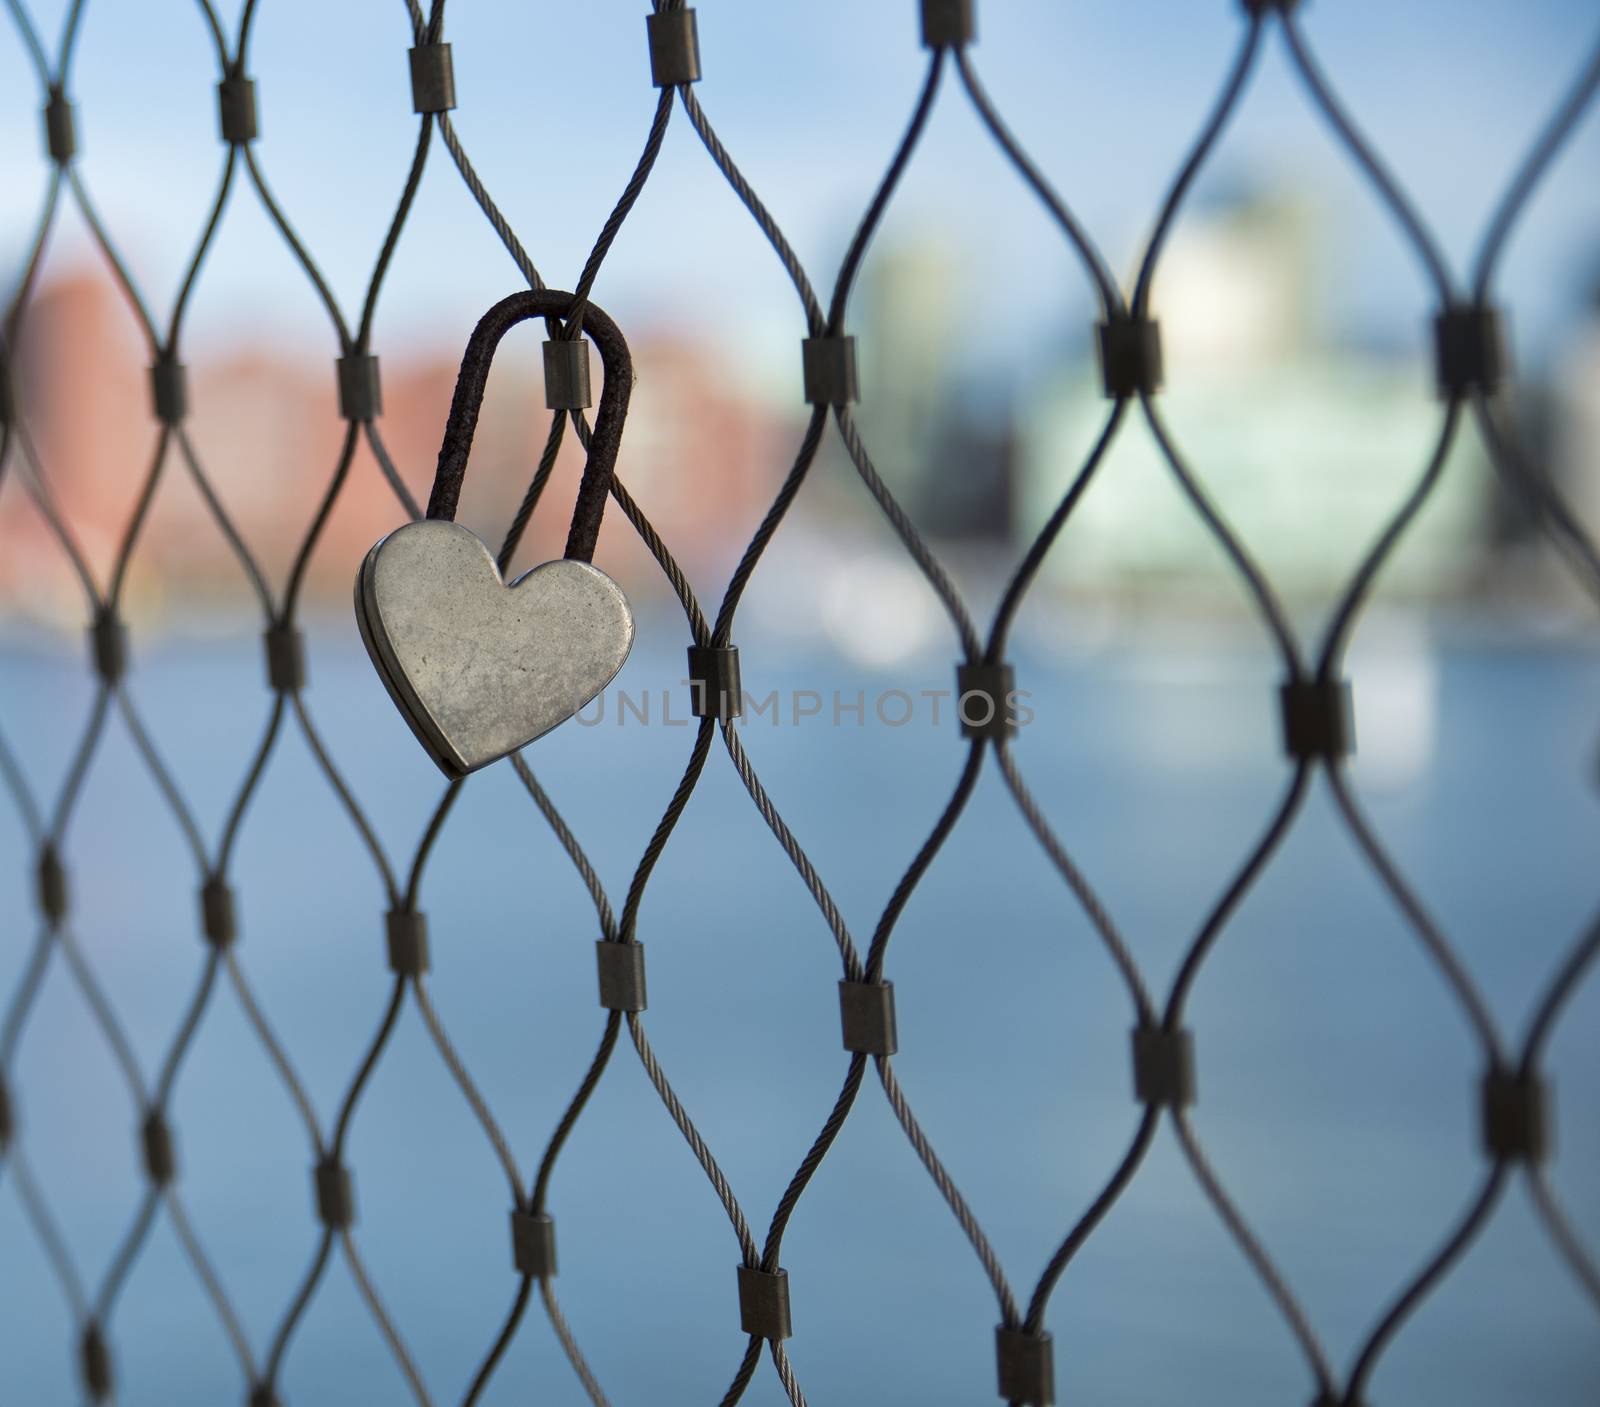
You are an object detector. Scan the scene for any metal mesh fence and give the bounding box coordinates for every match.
[0,1,1597,1404]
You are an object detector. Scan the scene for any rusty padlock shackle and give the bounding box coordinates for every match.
[424,290,633,565]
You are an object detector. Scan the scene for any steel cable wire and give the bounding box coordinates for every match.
[0,4,1596,1406]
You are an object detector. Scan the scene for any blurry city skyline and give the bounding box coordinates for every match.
[6,182,1600,630]
[3,1,1600,635]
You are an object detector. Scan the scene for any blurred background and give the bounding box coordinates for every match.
[0,1,1598,1404]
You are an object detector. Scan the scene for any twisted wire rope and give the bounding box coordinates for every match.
[0,4,1595,1406]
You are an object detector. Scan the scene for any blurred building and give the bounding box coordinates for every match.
[1018,195,1493,601]
[852,241,1016,543]
[0,269,786,617]
[1555,281,1600,550]
[609,329,792,563]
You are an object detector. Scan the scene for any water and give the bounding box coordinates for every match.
[0,616,1596,1405]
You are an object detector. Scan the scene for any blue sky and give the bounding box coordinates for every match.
[1,0,1598,383]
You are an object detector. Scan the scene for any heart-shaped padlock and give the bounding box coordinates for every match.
[355,291,636,779]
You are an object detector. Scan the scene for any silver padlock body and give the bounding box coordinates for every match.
[356,520,633,777]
